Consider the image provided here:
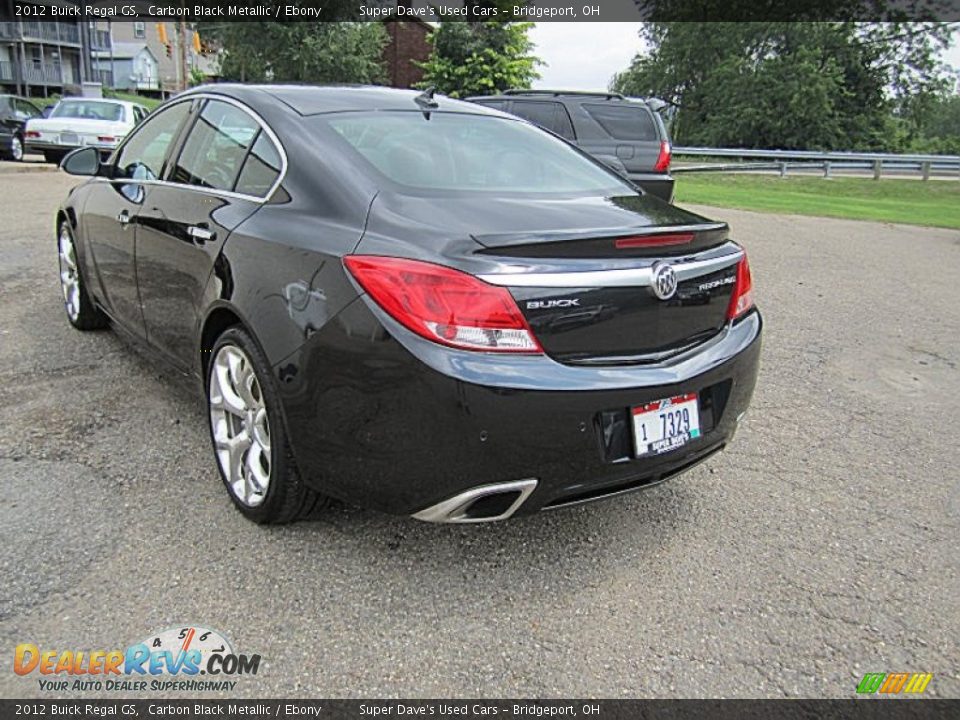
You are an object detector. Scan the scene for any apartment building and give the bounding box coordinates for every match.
[0,0,88,97]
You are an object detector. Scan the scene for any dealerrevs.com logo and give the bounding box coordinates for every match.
[14,625,262,693]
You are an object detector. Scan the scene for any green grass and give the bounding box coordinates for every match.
[674,173,960,229]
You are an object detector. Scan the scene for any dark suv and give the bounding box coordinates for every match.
[467,90,674,202]
[0,94,42,162]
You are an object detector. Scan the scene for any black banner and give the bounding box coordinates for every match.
[1,700,959,720]
[9,0,960,22]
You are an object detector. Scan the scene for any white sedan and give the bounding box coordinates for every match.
[24,98,149,163]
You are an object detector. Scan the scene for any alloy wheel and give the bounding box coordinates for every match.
[58,226,80,322]
[11,136,23,161]
[209,344,272,507]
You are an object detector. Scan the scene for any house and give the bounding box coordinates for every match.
[103,20,218,94]
[91,42,159,93]
[0,0,86,97]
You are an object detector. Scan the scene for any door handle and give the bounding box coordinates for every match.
[117,210,130,225]
[187,225,215,242]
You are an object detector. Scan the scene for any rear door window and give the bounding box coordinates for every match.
[471,99,509,112]
[172,100,260,192]
[511,101,576,140]
[14,99,40,118]
[583,103,658,141]
[235,132,282,197]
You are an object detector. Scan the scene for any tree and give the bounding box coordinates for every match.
[416,21,541,98]
[611,22,954,151]
[199,3,387,85]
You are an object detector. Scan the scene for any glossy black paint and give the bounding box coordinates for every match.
[58,84,761,519]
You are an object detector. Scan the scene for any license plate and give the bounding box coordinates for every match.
[59,133,78,145]
[632,392,701,457]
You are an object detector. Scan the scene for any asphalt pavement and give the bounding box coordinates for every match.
[0,166,957,698]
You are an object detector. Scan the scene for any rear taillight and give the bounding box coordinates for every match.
[25,131,40,139]
[97,136,116,143]
[726,253,755,321]
[344,255,542,354]
[653,141,671,173]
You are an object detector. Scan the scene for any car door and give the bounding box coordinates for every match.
[135,98,281,369]
[81,100,193,337]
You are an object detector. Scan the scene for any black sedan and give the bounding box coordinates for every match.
[0,94,42,162]
[56,85,761,524]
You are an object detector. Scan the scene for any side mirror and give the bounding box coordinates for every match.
[60,147,101,177]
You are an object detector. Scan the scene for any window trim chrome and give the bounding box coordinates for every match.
[477,248,744,288]
[104,92,289,205]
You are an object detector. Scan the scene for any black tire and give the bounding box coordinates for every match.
[8,134,24,162]
[57,222,108,331]
[207,326,329,524]
[44,150,65,164]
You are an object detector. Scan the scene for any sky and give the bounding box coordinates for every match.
[529,24,960,92]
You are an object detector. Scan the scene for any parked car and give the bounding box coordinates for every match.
[54,85,760,524]
[0,94,42,162]
[468,90,675,202]
[25,97,149,164]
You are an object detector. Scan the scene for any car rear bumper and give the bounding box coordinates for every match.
[275,297,762,521]
[26,140,117,154]
[628,172,675,203]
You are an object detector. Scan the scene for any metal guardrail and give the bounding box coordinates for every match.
[672,146,960,179]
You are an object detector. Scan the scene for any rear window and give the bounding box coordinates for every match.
[51,101,125,122]
[323,111,629,195]
[583,103,658,141]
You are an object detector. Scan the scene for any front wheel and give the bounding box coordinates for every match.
[57,223,108,330]
[207,326,328,524]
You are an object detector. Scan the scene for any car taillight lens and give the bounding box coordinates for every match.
[98,136,116,143]
[654,141,671,173]
[25,131,40,138]
[344,255,542,354]
[727,254,755,321]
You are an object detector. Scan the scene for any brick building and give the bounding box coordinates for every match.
[382,20,432,89]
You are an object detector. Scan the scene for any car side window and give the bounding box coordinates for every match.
[171,100,260,192]
[114,101,191,181]
[511,101,575,141]
[472,99,509,112]
[582,103,659,141]
[235,132,282,198]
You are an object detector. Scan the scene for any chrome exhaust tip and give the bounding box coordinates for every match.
[412,479,538,523]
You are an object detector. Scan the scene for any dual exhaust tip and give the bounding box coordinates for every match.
[413,479,538,524]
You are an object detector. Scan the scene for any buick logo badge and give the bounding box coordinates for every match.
[651,262,678,300]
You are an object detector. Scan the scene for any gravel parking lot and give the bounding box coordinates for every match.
[0,167,957,699]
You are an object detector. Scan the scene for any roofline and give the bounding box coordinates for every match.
[502,89,626,100]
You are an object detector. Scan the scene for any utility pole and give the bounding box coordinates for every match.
[177,20,188,91]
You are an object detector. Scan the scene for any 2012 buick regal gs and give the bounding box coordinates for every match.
[55,85,761,524]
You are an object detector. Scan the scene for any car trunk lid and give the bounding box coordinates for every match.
[360,192,742,364]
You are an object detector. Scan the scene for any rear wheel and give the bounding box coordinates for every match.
[44,150,65,164]
[207,326,328,523]
[57,223,108,330]
[9,134,24,161]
